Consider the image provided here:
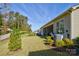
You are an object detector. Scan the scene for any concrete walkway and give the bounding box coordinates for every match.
[0,33,10,40]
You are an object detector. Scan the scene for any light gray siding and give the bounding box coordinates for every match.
[39,5,79,39]
[63,14,71,38]
[71,9,79,39]
[53,14,71,38]
[53,23,57,34]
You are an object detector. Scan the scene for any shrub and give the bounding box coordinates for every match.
[55,40,65,47]
[46,36,54,45]
[0,31,2,35]
[47,39,54,43]
[8,29,21,51]
[63,38,74,46]
[28,32,36,36]
[0,30,4,35]
[75,37,79,44]
[47,36,52,39]
[20,31,27,34]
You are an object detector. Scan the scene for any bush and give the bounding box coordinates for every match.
[28,32,36,36]
[47,39,54,43]
[46,36,54,45]
[0,30,4,35]
[0,31,2,35]
[63,38,74,46]
[55,40,65,47]
[75,37,79,44]
[47,36,52,39]
[8,29,21,51]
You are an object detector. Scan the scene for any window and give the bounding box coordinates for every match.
[61,19,64,22]
[60,20,64,34]
[56,22,59,34]
[56,22,59,27]
[56,19,64,34]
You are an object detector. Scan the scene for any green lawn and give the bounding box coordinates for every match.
[0,34,70,56]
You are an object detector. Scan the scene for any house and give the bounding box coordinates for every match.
[38,5,79,39]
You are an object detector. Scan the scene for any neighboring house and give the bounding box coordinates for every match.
[38,5,79,39]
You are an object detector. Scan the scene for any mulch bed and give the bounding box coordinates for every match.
[53,45,79,55]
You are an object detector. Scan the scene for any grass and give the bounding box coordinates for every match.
[29,49,69,56]
[0,34,70,56]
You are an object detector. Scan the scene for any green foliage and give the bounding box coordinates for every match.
[28,32,36,36]
[0,31,2,35]
[47,39,54,44]
[46,36,54,45]
[76,7,79,9]
[55,40,65,47]
[47,36,52,39]
[0,31,3,35]
[8,29,21,51]
[20,31,27,34]
[0,14,3,27]
[75,37,79,44]
[8,11,32,32]
[63,38,74,46]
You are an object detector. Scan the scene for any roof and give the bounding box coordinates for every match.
[40,4,79,29]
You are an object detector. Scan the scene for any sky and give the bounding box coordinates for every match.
[9,3,77,31]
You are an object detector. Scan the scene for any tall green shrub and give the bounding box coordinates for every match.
[8,29,21,51]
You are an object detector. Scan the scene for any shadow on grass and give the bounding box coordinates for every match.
[29,48,70,56]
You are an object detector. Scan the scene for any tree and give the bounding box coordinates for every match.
[8,11,15,29]
[8,12,32,51]
[8,11,32,32]
[0,14,3,27]
[8,12,22,51]
[0,14,3,35]
[19,15,31,32]
[1,3,10,34]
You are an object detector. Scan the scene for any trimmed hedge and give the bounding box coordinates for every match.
[8,29,21,51]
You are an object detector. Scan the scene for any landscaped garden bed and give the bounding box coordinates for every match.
[43,35,79,55]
